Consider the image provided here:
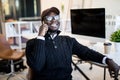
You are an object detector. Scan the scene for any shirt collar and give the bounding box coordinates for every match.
[45,30,61,39]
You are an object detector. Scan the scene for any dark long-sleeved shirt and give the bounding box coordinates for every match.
[25,32,105,80]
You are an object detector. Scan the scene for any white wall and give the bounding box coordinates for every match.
[91,0,120,15]
[40,0,69,21]
[40,0,120,19]
[40,0,120,39]
[40,0,61,12]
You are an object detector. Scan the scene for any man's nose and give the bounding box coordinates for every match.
[52,17,56,20]
[51,18,57,22]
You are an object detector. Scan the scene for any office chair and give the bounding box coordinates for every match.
[72,55,119,80]
[0,34,24,80]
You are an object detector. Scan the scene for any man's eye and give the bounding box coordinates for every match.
[46,15,59,21]
[54,16,59,20]
[46,17,52,21]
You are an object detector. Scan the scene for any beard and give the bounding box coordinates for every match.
[48,22,60,33]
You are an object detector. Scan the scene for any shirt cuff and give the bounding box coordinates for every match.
[102,57,107,64]
[37,36,45,40]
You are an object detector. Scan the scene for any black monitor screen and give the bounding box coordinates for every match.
[71,8,105,38]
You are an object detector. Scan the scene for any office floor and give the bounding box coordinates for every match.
[0,62,119,80]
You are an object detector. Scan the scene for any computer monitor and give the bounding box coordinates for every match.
[70,8,105,43]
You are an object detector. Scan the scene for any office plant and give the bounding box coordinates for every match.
[110,29,120,42]
[110,29,120,52]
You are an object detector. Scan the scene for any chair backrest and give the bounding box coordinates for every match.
[0,34,11,49]
[0,34,24,60]
[0,34,14,59]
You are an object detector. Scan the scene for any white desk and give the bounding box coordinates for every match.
[68,32,120,80]
[107,52,120,65]
[86,44,120,80]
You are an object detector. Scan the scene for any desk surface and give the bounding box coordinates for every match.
[106,52,120,65]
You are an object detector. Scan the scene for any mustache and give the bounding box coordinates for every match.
[51,23,58,27]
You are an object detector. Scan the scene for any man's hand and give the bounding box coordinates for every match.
[106,58,119,79]
[38,24,48,36]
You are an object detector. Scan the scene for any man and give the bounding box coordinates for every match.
[25,7,119,80]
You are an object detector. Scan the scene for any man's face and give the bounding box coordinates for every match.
[44,12,60,32]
